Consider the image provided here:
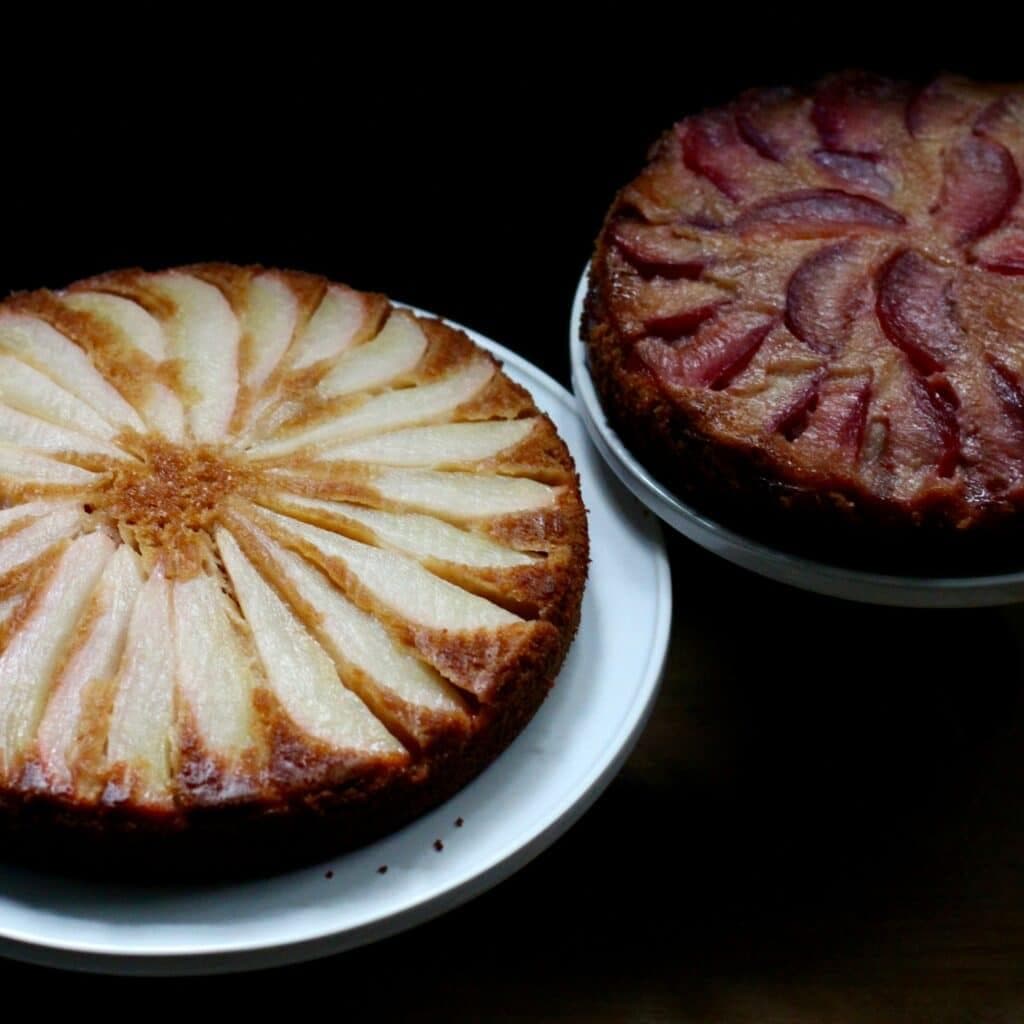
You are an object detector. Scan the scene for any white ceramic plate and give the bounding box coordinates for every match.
[571,268,1024,608]
[0,313,671,976]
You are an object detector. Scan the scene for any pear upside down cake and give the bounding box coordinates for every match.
[585,74,1024,537]
[0,265,586,859]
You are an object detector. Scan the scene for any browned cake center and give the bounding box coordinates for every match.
[98,438,251,575]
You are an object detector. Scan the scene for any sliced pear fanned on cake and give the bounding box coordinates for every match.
[142,272,241,443]
[102,566,178,809]
[249,504,519,631]
[0,314,145,433]
[0,445,103,489]
[0,355,122,442]
[0,265,586,859]
[225,514,468,751]
[60,291,169,361]
[172,570,268,803]
[0,502,88,579]
[289,284,379,371]
[244,504,563,702]
[0,403,129,462]
[0,531,115,781]
[316,309,428,399]
[216,527,407,782]
[367,467,558,521]
[248,354,497,460]
[54,290,187,442]
[257,493,537,570]
[238,271,301,393]
[318,418,539,468]
[34,545,144,795]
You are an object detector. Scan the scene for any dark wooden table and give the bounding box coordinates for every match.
[2,23,1024,1017]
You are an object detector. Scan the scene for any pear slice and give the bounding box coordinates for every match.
[263,493,535,569]
[238,521,466,745]
[0,355,120,440]
[0,499,77,536]
[290,285,369,370]
[61,292,169,361]
[131,381,187,442]
[0,503,86,577]
[249,355,495,459]
[370,467,557,520]
[229,273,301,439]
[0,594,22,628]
[0,531,115,777]
[0,403,129,461]
[232,391,292,448]
[0,315,146,433]
[104,566,177,807]
[241,272,300,391]
[216,527,405,757]
[58,291,186,440]
[147,272,240,442]
[317,310,427,399]
[172,572,263,792]
[320,418,536,467]
[35,545,143,792]
[0,445,102,487]
[252,506,519,631]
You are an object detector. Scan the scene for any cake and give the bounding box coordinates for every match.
[0,264,587,871]
[585,74,1024,540]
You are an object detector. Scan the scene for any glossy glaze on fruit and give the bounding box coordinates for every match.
[587,74,1024,531]
[0,265,587,855]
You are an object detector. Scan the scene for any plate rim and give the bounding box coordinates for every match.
[570,266,1024,608]
[0,309,673,973]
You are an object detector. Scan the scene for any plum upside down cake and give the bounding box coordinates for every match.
[585,74,1024,539]
[0,265,586,868]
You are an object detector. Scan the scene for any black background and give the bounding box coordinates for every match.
[1,16,1018,391]
[2,12,1024,1013]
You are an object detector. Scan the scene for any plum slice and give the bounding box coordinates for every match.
[643,303,724,340]
[766,370,824,440]
[875,369,962,483]
[988,357,1024,427]
[813,73,911,156]
[639,278,728,341]
[734,87,816,162]
[915,373,961,478]
[946,355,1024,497]
[612,222,706,279]
[811,150,893,199]
[736,189,904,239]
[795,372,872,460]
[637,311,775,390]
[785,241,869,355]
[972,224,1024,275]
[680,112,772,201]
[876,250,960,374]
[907,76,992,138]
[974,95,1024,151]
[933,135,1021,245]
